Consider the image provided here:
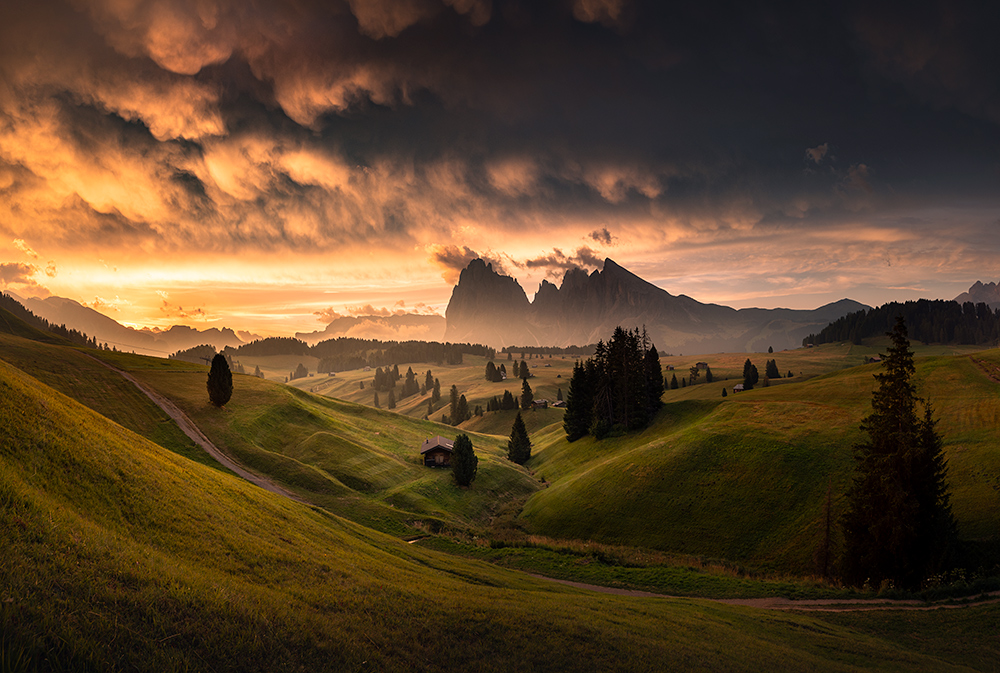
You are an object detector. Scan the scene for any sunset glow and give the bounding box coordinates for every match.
[2,1,998,336]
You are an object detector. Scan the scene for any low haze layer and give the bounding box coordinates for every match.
[1,0,999,335]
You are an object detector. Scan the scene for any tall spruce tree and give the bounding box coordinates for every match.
[841,316,957,590]
[563,360,592,441]
[520,379,533,410]
[207,353,233,407]
[451,434,478,486]
[507,412,532,464]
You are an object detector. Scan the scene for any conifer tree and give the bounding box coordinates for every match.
[557,387,563,402]
[670,373,678,390]
[449,385,460,423]
[451,434,478,486]
[841,317,957,590]
[373,392,380,408]
[485,361,498,382]
[253,364,263,379]
[387,389,396,409]
[705,365,713,383]
[501,389,516,410]
[455,394,470,423]
[765,359,780,379]
[520,379,533,410]
[742,359,759,390]
[425,370,434,391]
[432,378,441,403]
[507,412,532,464]
[563,360,592,441]
[207,353,233,407]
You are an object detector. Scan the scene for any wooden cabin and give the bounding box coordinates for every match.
[420,436,454,467]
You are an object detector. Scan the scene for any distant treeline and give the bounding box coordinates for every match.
[501,345,597,356]
[804,299,1000,346]
[1,292,96,348]
[225,336,494,372]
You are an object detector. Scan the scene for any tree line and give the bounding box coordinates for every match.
[804,299,1000,347]
[563,327,664,440]
[1,292,97,348]
[229,335,493,371]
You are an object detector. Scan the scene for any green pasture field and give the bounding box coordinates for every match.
[90,349,542,536]
[520,347,1000,576]
[4,358,1000,672]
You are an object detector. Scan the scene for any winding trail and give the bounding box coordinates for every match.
[89,353,998,612]
[85,354,308,504]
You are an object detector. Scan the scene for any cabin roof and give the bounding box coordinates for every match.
[420,436,455,454]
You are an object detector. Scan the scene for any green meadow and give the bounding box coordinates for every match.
[4,345,1000,671]
[3,309,1000,670]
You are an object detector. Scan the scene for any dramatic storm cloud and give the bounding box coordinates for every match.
[1,0,998,333]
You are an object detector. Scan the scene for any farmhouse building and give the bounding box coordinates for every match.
[420,436,454,467]
[733,383,745,393]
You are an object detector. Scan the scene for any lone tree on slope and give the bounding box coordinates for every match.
[841,316,957,591]
[507,411,532,465]
[207,352,233,407]
[451,434,478,487]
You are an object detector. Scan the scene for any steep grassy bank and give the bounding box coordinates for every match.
[3,358,998,672]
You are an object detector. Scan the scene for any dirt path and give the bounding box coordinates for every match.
[85,354,308,504]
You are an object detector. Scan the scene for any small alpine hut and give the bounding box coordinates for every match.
[420,436,455,467]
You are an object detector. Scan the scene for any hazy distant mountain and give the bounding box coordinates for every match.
[955,281,1000,310]
[7,292,250,357]
[295,314,446,345]
[444,258,869,354]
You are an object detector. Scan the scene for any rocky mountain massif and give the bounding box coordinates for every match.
[955,280,1000,310]
[444,258,869,354]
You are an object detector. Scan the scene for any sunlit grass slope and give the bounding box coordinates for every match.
[0,327,214,471]
[522,349,1000,574]
[3,359,997,672]
[93,351,541,534]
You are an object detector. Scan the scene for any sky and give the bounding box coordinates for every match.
[1,0,999,336]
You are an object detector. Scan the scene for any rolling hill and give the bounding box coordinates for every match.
[4,343,1000,670]
[520,347,1000,575]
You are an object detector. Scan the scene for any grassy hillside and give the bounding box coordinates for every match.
[0,331,216,471]
[521,349,1000,575]
[3,358,999,671]
[90,350,542,535]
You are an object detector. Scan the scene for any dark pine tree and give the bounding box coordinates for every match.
[765,359,780,379]
[520,379,533,410]
[841,316,957,590]
[387,389,396,409]
[451,434,478,487]
[563,360,593,441]
[207,353,233,407]
[670,373,678,390]
[449,385,460,423]
[425,370,434,391]
[485,361,498,382]
[742,359,759,391]
[455,394,470,424]
[373,392,380,408]
[432,378,441,403]
[507,411,532,464]
[501,389,516,410]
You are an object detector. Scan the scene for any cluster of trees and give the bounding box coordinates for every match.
[805,299,1000,347]
[288,363,309,381]
[448,385,471,425]
[486,390,518,411]
[484,361,507,382]
[563,327,664,441]
[841,317,957,590]
[233,336,493,373]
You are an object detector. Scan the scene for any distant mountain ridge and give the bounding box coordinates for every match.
[295,314,446,345]
[955,280,1000,310]
[7,292,251,357]
[444,258,870,353]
